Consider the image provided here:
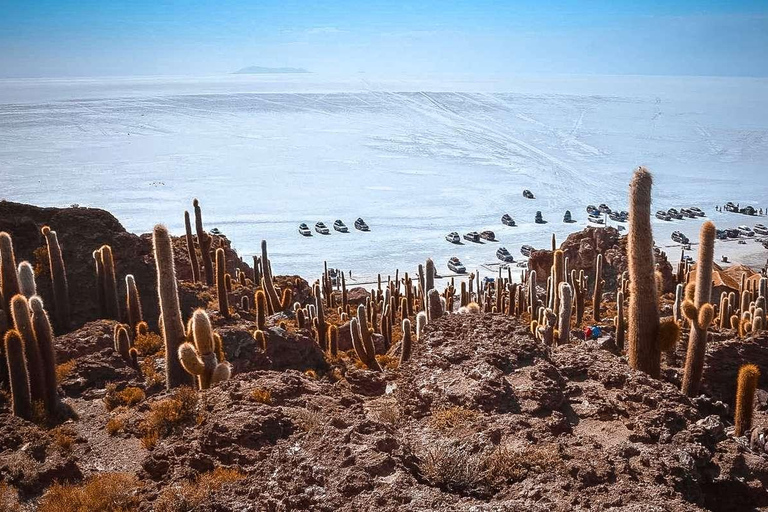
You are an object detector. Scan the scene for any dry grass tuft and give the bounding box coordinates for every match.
[292,407,325,433]
[106,416,126,436]
[141,356,164,387]
[0,482,22,512]
[249,388,273,404]
[37,472,141,512]
[376,354,399,370]
[481,444,562,488]
[55,360,76,383]
[51,425,77,453]
[154,467,245,512]
[104,384,146,411]
[417,441,482,492]
[140,387,198,447]
[134,332,164,355]
[368,399,401,425]
[304,369,318,379]
[428,406,480,432]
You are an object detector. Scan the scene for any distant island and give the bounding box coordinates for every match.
[233,66,310,74]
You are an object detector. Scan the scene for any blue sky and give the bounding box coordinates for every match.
[1,0,767,78]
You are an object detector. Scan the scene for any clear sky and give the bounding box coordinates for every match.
[1,0,767,78]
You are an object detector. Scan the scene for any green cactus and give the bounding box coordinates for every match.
[17,262,36,299]
[11,294,45,404]
[0,232,20,316]
[29,297,59,416]
[681,221,716,397]
[153,224,194,389]
[4,329,31,419]
[215,248,230,319]
[178,309,231,389]
[184,210,201,283]
[193,199,215,286]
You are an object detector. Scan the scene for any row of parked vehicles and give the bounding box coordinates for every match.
[655,207,705,221]
[445,230,497,244]
[715,224,768,239]
[299,218,369,236]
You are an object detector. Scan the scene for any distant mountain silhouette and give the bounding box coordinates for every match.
[233,66,309,74]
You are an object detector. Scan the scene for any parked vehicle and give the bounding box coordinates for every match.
[689,207,705,217]
[563,210,574,223]
[315,222,330,234]
[598,204,612,214]
[716,229,728,240]
[516,260,528,268]
[608,211,626,222]
[738,225,755,237]
[501,213,516,226]
[354,218,370,231]
[656,211,671,221]
[520,245,534,257]
[725,202,738,213]
[463,231,481,243]
[333,220,349,233]
[496,247,515,263]
[586,205,599,216]
[480,230,496,241]
[445,232,460,244]
[535,211,546,224]
[588,214,604,224]
[298,223,312,236]
[523,189,535,199]
[671,231,689,244]
[447,257,466,274]
[680,208,696,219]
[726,228,740,238]
[754,223,768,235]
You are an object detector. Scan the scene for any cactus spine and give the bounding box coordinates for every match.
[99,245,120,321]
[626,168,662,378]
[400,318,412,365]
[11,295,45,404]
[215,248,230,318]
[179,309,230,389]
[681,221,716,397]
[17,262,36,298]
[29,297,59,416]
[0,232,20,316]
[193,199,215,286]
[125,275,143,335]
[153,225,194,389]
[4,330,31,419]
[734,364,760,437]
[184,211,201,283]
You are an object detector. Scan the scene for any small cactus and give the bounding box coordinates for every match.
[11,294,45,404]
[400,318,412,365]
[427,288,443,322]
[114,324,131,361]
[29,297,58,416]
[215,248,230,319]
[415,311,427,341]
[178,309,231,389]
[193,199,215,286]
[99,245,120,321]
[557,282,572,345]
[253,329,267,350]
[4,329,31,419]
[255,290,267,330]
[183,210,201,283]
[0,232,20,315]
[328,324,338,357]
[17,262,36,298]
[734,364,760,437]
[280,288,293,311]
[351,304,381,371]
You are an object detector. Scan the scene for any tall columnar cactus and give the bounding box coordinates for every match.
[425,258,435,308]
[681,221,716,397]
[427,288,443,322]
[255,290,267,331]
[0,232,20,315]
[99,245,120,321]
[29,297,59,416]
[734,363,760,437]
[42,226,69,332]
[280,288,293,311]
[328,324,338,357]
[17,262,36,298]
[627,168,678,378]
[592,253,603,322]
[215,248,230,319]
[528,270,539,319]
[557,282,572,345]
[673,284,684,324]
[351,305,381,371]
[114,324,131,361]
[153,224,194,389]
[615,290,625,350]
[415,311,427,341]
[11,294,45,404]
[4,329,31,419]
[718,292,730,330]
[400,318,412,365]
[315,283,327,350]
[184,211,201,283]
[178,309,230,389]
[552,250,565,316]
[193,199,215,286]
[93,249,106,318]
[125,275,143,334]
[260,240,281,313]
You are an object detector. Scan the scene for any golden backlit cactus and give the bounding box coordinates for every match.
[11,294,45,404]
[193,199,215,286]
[41,226,70,333]
[125,274,143,335]
[29,297,58,416]
[734,364,760,437]
[99,245,120,321]
[17,261,36,299]
[4,329,31,419]
[215,248,230,319]
[0,232,20,315]
[184,210,201,283]
[178,309,230,389]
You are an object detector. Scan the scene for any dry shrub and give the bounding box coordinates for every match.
[38,472,141,512]
[33,245,49,277]
[481,444,561,488]
[104,384,146,411]
[51,425,77,453]
[141,356,164,387]
[249,388,273,404]
[141,429,159,449]
[292,407,324,433]
[154,468,245,512]
[429,407,480,432]
[304,369,318,380]
[0,482,21,512]
[376,354,399,370]
[141,387,198,444]
[106,417,125,436]
[55,360,76,383]
[134,332,164,355]
[417,441,482,492]
[369,399,401,425]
